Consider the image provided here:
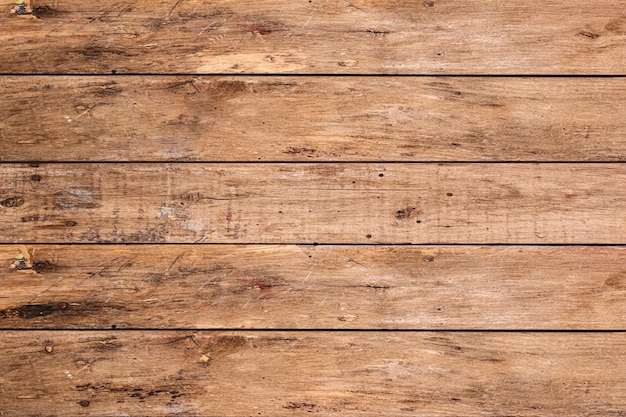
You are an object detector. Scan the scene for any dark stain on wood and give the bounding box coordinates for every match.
[395,207,418,220]
[1,197,25,208]
[0,303,68,320]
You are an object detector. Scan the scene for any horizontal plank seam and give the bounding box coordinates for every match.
[2,73,626,78]
[0,243,622,247]
[3,161,625,165]
[2,328,625,333]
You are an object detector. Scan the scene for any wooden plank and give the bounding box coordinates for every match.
[0,163,624,244]
[1,331,625,416]
[1,0,626,74]
[0,245,624,329]
[1,76,625,162]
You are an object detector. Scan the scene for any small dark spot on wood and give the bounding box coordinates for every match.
[451,397,460,401]
[423,255,435,262]
[111,324,117,329]
[447,193,453,197]
[30,162,40,168]
[451,143,460,147]
[284,147,316,155]
[65,220,77,227]
[365,29,390,35]
[111,69,117,74]
[366,284,390,290]
[415,219,421,224]
[480,357,505,363]
[31,174,42,181]
[44,345,54,353]
[79,400,90,407]
[379,173,384,177]
[32,6,55,17]
[366,234,372,238]
[21,215,40,223]
[423,0,434,6]
[284,402,316,410]
[395,207,417,220]
[1,197,25,208]
[579,30,600,39]
[32,261,54,272]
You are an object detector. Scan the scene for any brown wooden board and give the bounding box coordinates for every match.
[1,331,625,416]
[0,163,623,244]
[1,0,626,74]
[0,245,624,330]
[1,76,625,162]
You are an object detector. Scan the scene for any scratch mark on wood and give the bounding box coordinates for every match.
[168,0,183,16]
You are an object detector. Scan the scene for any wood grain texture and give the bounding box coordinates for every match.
[1,245,624,329]
[1,76,625,162]
[1,163,624,244]
[1,0,626,74]
[1,331,625,416]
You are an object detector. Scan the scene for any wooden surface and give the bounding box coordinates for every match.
[2,0,625,415]
[1,245,624,329]
[0,163,623,244]
[2,0,626,74]
[1,76,625,162]
[2,331,626,416]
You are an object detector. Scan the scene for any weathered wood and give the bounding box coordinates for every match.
[1,76,625,162]
[1,0,626,74]
[0,163,623,244]
[0,245,624,329]
[2,331,625,416]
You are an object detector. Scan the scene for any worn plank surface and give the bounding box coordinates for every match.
[2,0,626,74]
[1,76,625,162]
[0,163,623,244]
[0,245,624,329]
[1,331,625,416]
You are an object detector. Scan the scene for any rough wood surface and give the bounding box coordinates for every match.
[1,331,625,416]
[0,163,623,244]
[1,0,626,74]
[0,245,624,329]
[1,76,625,162]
